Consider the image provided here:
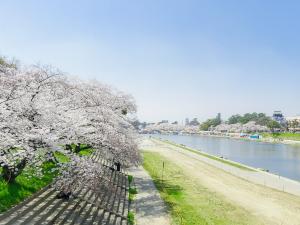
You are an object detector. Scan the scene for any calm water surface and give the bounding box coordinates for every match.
[151,134,300,181]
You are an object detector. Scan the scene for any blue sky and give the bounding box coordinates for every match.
[1,0,300,122]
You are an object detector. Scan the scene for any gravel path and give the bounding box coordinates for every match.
[142,138,300,225]
[129,166,170,225]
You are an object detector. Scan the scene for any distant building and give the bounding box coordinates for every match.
[286,116,300,122]
[272,111,286,125]
[158,120,168,125]
[286,116,300,132]
[172,121,178,125]
[185,118,190,126]
[217,113,221,121]
[189,118,200,126]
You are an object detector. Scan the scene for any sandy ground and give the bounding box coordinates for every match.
[141,138,300,225]
[129,166,170,225]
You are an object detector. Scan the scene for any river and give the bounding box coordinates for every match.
[150,134,300,182]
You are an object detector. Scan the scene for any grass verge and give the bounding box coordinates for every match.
[128,175,133,185]
[127,211,135,225]
[129,187,137,202]
[143,151,261,225]
[261,132,300,141]
[156,138,255,171]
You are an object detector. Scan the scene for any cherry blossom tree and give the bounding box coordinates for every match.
[0,58,140,196]
[0,63,66,182]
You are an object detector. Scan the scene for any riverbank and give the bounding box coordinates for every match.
[153,137,300,196]
[159,138,256,171]
[143,151,262,225]
[141,138,300,225]
[197,132,300,146]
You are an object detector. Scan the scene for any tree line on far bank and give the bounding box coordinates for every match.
[200,112,298,132]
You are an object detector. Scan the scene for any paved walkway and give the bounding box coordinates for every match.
[129,167,170,225]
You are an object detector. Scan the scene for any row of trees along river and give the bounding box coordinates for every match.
[0,57,140,199]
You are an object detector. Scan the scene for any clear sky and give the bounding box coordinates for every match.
[1,0,300,123]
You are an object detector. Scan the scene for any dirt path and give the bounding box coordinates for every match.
[129,166,170,225]
[141,138,300,225]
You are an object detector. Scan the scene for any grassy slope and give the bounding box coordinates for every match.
[143,151,261,225]
[157,139,255,171]
[0,162,57,212]
[261,132,300,141]
[78,148,94,156]
[0,147,93,213]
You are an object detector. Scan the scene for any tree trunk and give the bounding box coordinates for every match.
[65,144,72,151]
[115,162,121,172]
[114,162,121,172]
[2,158,27,183]
[75,143,81,153]
[117,164,121,172]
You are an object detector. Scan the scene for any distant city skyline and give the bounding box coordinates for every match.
[1,0,300,122]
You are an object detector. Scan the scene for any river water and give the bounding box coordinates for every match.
[151,134,300,181]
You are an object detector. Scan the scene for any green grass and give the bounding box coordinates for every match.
[129,187,137,195]
[0,150,72,212]
[128,175,136,202]
[0,145,93,213]
[0,145,94,213]
[54,151,70,163]
[157,139,255,171]
[54,147,94,161]
[68,143,94,156]
[0,162,57,212]
[128,175,133,185]
[143,151,262,225]
[129,187,138,202]
[70,143,91,150]
[127,211,135,225]
[78,148,94,156]
[261,132,300,141]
